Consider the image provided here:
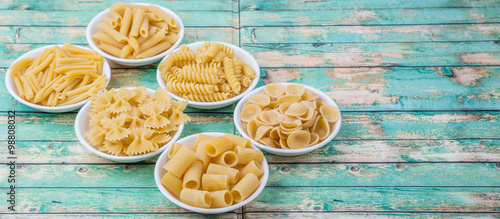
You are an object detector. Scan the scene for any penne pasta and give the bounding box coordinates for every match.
[129,8,145,37]
[97,23,128,43]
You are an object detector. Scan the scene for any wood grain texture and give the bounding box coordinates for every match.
[245,213,500,219]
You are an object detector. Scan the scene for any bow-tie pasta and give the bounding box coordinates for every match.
[240,84,340,149]
[84,87,189,156]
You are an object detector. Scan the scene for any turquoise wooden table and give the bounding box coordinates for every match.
[1,0,500,218]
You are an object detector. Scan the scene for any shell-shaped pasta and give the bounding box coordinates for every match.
[181,92,230,102]
[302,112,318,129]
[223,57,241,94]
[278,114,302,129]
[319,105,340,123]
[285,102,307,117]
[259,137,277,148]
[316,101,326,109]
[287,130,311,149]
[278,102,292,114]
[269,126,281,139]
[167,81,217,94]
[279,138,289,149]
[309,133,320,146]
[248,93,271,107]
[246,119,258,139]
[175,69,221,84]
[258,109,280,126]
[285,84,305,96]
[241,104,262,123]
[279,124,301,135]
[310,116,330,141]
[277,95,301,103]
[300,100,317,111]
[264,83,285,99]
[298,107,315,123]
[168,51,196,62]
[255,125,273,140]
[302,89,319,101]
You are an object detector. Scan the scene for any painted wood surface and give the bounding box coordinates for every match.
[0,0,499,218]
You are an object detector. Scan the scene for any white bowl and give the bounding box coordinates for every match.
[234,83,342,156]
[5,44,111,113]
[75,87,184,163]
[86,3,184,66]
[156,41,260,109]
[154,132,269,214]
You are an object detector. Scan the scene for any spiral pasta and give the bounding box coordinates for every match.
[159,42,255,102]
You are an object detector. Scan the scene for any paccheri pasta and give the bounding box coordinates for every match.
[161,133,264,208]
[92,2,180,59]
[8,43,107,107]
[84,87,190,156]
[159,42,256,102]
[240,83,340,149]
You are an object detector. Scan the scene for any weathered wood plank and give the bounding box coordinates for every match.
[0,214,240,219]
[241,24,500,44]
[241,0,500,11]
[1,163,498,187]
[240,8,500,27]
[2,66,498,112]
[0,10,234,27]
[261,67,500,111]
[0,113,235,141]
[0,0,232,11]
[2,187,498,213]
[0,26,238,45]
[247,187,500,212]
[2,139,499,164]
[242,42,500,67]
[246,213,500,219]
[0,111,497,141]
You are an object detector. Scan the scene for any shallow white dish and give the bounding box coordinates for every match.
[154,132,269,214]
[234,83,342,156]
[86,3,184,66]
[5,44,111,113]
[75,87,184,163]
[156,41,260,109]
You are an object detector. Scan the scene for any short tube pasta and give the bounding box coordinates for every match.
[212,151,238,167]
[202,174,229,191]
[205,137,233,157]
[206,163,239,184]
[209,190,233,208]
[162,172,184,198]
[164,145,197,177]
[231,173,260,203]
[239,160,264,180]
[234,146,263,165]
[183,161,203,189]
[180,188,211,208]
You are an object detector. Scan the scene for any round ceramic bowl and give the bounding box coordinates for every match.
[156,41,260,109]
[86,3,184,66]
[154,132,269,214]
[75,87,184,163]
[5,44,111,113]
[234,83,342,156]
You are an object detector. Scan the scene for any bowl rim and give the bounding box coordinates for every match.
[233,82,342,155]
[154,132,269,214]
[74,87,185,162]
[85,2,185,65]
[5,44,111,112]
[156,41,260,107]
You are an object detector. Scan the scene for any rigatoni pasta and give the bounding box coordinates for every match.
[92,2,180,59]
[9,43,107,107]
[161,133,264,208]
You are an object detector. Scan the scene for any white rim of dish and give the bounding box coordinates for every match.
[233,83,342,154]
[5,44,111,111]
[86,3,185,64]
[74,87,185,161]
[154,132,269,214]
[156,41,260,107]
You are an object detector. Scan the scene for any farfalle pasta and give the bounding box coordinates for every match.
[85,87,189,156]
[240,83,340,149]
[159,42,256,102]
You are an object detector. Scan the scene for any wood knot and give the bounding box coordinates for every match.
[349,165,360,172]
[494,163,500,169]
[280,165,290,172]
[313,205,322,211]
[395,163,405,169]
[29,207,38,213]
[48,144,53,149]
[313,43,324,47]
[77,167,88,173]
[123,165,133,171]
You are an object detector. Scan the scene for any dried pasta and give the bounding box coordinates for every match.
[92,2,180,59]
[85,87,189,156]
[159,42,256,102]
[240,83,340,149]
[161,133,264,208]
[9,44,107,106]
